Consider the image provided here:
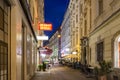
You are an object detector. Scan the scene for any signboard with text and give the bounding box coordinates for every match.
[38,23,52,31]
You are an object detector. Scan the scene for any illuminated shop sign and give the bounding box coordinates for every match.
[37,36,48,40]
[38,23,52,31]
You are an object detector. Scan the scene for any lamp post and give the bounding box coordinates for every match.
[58,34,61,60]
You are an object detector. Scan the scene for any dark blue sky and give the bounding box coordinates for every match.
[44,0,69,38]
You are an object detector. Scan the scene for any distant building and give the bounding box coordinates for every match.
[68,0,81,62]
[89,0,120,79]
[61,8,71,60]
[48,30,60,62]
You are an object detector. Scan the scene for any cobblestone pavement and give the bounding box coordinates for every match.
[31,64,95,80]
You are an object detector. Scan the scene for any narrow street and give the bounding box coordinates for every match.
[31,64,95,80]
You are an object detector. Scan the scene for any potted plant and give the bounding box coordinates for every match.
[94,66,99,80]
[38,64,42,71]
[94,60,112,80]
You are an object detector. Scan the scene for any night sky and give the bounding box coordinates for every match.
[44,0,70,38]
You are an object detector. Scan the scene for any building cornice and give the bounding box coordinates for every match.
[89,8,120,37]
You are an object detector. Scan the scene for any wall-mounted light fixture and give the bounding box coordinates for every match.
[72,51,77,54]
[57,34,61,38]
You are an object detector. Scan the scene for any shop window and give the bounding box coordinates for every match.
[27,34,32,74]
[114,35,120,68]
[96,41,104,62]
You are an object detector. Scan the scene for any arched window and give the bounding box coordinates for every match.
[114,35,120,68]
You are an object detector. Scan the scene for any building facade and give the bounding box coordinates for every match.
[0,0,12,80]
[61,8,71,61]
[68,0,120,79]
[35,0,44,70]
[89,0,120,79]
[49,31,60,63]
[79,0,91,65]
[0,0,44,80]
[69,0,81,62]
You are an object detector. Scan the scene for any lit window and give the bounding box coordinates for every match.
[114,35,120,68]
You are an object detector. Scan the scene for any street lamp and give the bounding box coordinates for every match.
[57,34,61,38]
[72,51,77,54]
